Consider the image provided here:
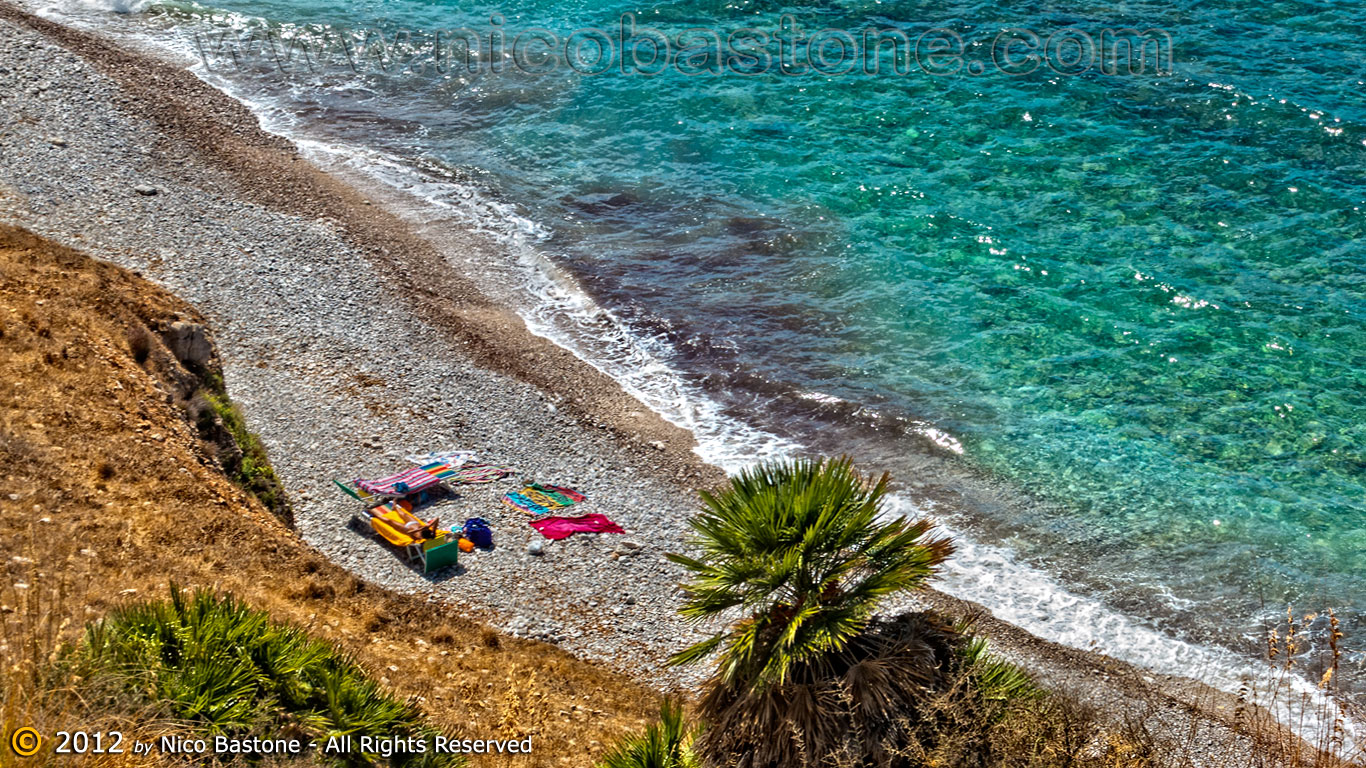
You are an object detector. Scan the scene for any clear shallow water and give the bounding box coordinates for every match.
[57,0,1365,658]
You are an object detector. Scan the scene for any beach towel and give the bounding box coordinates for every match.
[525,485,585,508]
[502,492,551,516]
[354,467,444,496]
[431,463,514,484]
[418,460,475,482]
[529,514,625,540]
[503,483,586,514]
[531,484,586,503]
[524,488,562,508]
[406,450,478,467]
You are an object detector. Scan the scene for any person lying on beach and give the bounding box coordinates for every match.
[367,504,440,538]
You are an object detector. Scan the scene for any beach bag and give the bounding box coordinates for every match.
[464,518,493,549]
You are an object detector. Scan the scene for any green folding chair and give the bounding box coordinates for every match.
[421,535,460,574]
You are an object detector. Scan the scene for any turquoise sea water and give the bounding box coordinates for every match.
[105,0,1365,651]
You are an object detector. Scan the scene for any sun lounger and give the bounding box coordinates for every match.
[364,502,459,573]
[354,467,446,498]
[366,503,436,559]
[334,478,385,508]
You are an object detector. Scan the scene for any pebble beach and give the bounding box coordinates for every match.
[0,4,1321,757]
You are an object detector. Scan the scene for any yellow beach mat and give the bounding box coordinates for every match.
[359,500,459,573]
[368,502,441,549]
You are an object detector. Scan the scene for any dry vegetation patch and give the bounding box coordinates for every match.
[0,226,658,767]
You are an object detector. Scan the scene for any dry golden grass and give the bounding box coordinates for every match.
[0,225,659,767]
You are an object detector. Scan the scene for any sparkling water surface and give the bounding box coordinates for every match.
[106,0,1366,652]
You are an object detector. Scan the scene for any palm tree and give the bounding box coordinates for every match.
[667,456,955,694]
[665,457,1047,767]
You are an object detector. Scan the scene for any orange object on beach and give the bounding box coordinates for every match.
[457,537,475,553]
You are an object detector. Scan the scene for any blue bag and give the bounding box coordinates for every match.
[463,518,493,549]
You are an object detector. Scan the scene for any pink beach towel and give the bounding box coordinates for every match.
[354,467,443,496]
[529,514,625,540]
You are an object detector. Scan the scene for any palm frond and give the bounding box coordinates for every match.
[77,586,465,766]
[595,700,701,768]
[960,635,1042,703]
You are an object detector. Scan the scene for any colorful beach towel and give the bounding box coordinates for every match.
[428,462,514,484]
[502,492,551,516]
[528,483,587,505]
[354,467,444,496]
[529,514,625,540]
[502,483,587,515]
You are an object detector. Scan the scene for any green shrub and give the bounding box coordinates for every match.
[960,635,1042,706]
[595,700,700,768]
[79,586,463,767]
[202,390,293,525]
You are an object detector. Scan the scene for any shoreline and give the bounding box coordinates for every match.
[0,2,1344,756]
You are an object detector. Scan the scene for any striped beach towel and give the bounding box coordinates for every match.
[354,467,444,496]
[529,484,586,504]
[502,491,551,516]
[502,483,587,516]
[427,462,514,484]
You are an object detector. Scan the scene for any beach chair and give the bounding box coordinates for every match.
[334,478,385,508]
[353,467,447,499]
[421,534,461,574]
[365,502,459,573]
[366,502,438,558]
